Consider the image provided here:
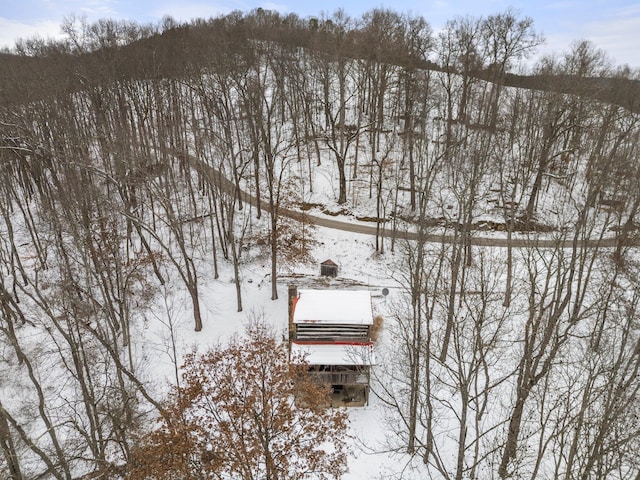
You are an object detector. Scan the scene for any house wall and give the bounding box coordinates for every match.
[295,323,369,341]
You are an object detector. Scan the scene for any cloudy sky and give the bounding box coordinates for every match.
[1,0,639,69]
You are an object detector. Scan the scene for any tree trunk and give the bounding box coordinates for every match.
[270,211,278,301]
[499,394,527,478]
[0,405,22,480]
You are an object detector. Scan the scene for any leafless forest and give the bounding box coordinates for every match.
[1,8,640,479]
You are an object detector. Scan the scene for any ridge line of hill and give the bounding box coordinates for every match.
[2,18,639,113]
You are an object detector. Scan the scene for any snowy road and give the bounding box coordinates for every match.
[190,156,634,250]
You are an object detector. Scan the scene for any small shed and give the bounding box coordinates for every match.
[320,259,339,277]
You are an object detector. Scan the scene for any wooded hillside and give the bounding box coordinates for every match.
[1,8,640,479]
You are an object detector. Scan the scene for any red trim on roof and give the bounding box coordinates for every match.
[291,340,373,347]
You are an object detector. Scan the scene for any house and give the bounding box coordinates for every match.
[288,286,375,407]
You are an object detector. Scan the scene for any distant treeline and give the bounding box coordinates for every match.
[1,8,638,111]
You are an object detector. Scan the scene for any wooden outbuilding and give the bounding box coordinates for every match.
[320,259,339,277]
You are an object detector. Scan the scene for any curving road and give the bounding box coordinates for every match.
[278,204,625,249]
[191,157,636,250]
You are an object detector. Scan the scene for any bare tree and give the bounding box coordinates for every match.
[480,9,542,128]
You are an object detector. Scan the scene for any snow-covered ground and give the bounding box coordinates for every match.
[2,54,638,479]
[130,220,409,479]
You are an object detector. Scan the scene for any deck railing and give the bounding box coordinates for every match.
[309,371,369,385]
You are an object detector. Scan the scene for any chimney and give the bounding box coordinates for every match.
[288,284,298,341]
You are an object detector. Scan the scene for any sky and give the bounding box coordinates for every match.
[1,0,639,69]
